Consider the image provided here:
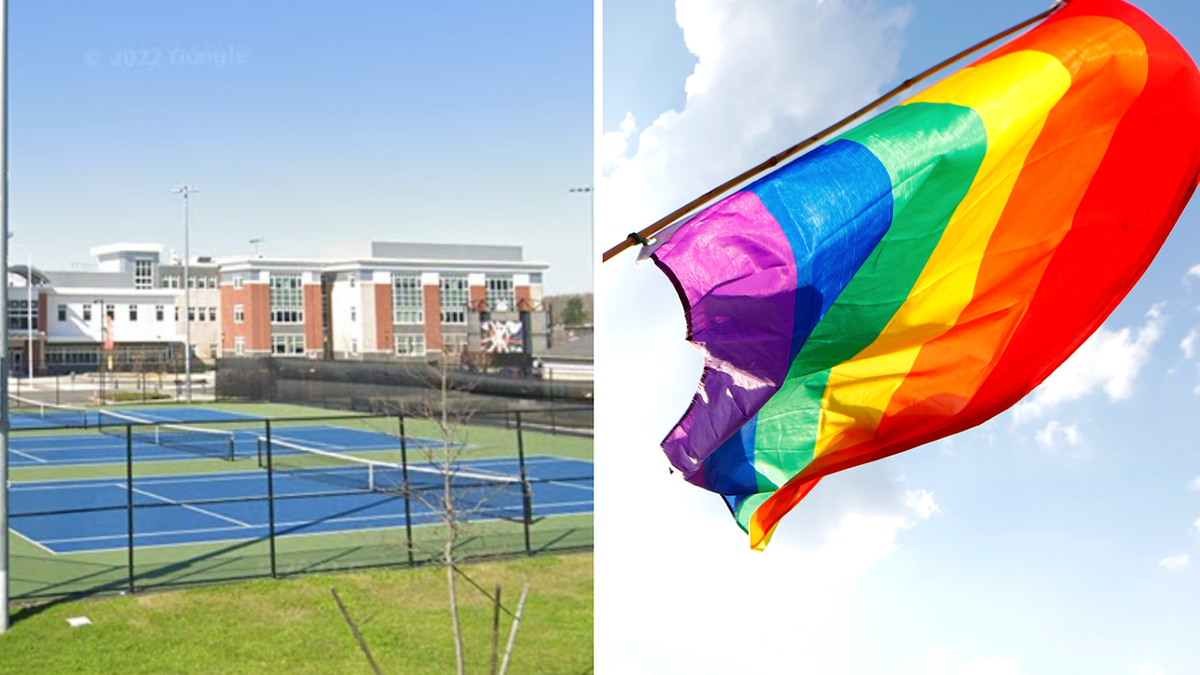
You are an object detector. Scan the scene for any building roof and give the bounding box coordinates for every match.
[88,243,164,258]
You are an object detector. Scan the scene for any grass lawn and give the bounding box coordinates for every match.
[0,553,593,675]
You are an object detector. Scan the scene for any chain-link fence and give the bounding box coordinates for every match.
[213,358,593,433]
[7,409,592,603]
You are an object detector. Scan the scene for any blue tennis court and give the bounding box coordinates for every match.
[8,423,449,467]
[9,405,262,430]
[10,455,593,554]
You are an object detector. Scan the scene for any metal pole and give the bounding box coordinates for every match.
[25,255,30,379]
[399,410,414,567]
[515,411,532,556]
[173,185,198,402]
[0,0,12,633]
[569,186,593,289]
[265,420,277,578]
[126,424,136,593]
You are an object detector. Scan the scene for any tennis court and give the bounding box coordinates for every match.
[8,423,449,467]
[8,402,261,430]
[7,403,594,601]
[10,455,593,554]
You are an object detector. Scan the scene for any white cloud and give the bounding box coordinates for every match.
[599,0,910,233]
[1012,305,1166,423]
[1188,476,1200,491]
[1186,263,1200,281]
[902,647,1023,675]
[1193,517,1200,535]
[601,112,637,176]
[1181,328,1199,359]
[1034,420,1082,448]
[1159,553,1190,572]
[1138,661,1166,675]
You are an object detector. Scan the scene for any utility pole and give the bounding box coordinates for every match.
[25,254,31,379]
[568,186,593,286]
[172,185,198,402]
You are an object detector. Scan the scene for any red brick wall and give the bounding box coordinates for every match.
[38,291,48,334]
[470,285,487,312]
[222,284,270,352]
[374,284,393,353]
[303,284,324,354]
[423,285,442,350]
[515,285,532,311]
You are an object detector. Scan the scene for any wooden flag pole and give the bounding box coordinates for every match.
[601,1,1065,263]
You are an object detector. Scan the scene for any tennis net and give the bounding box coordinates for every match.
[259,436,532,520]
[97,409,237,461]
[10,395,91,427]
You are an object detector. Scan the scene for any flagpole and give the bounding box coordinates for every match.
[601,1,1065,263]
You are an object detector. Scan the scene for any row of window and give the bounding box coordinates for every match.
[45,304,218,324]
[160,275,219,289]
[229,334,441,358]
[390,275,517,325]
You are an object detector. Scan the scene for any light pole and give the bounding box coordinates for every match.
[172,184,198,402]
[568,186,593,286]
[250,237,264,258]
[24,254,30,379]
[0,0,11,634]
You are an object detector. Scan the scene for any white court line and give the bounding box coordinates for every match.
[9,528,56,554]
[118,483,254,528]
[37,497,595,551]
[10,448,47,463]
[543,480,593,492]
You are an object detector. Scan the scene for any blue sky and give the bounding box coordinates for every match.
[8,0,593,293]
[597,1,1200,673]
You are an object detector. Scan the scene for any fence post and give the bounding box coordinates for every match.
[125,424,136,593]
[515,411,531,556]
[265,420,278,578]
[398,410,415,567]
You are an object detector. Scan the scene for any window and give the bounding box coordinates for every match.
[134,259,154,289]
[234,337,245,355]
[208,307,217,322]
[348,274,357,289]
[57,304,66,322]
[439,275,468,324]
[161,275,180,289]
[105,304,115,320]
[393,274,424,325]
[174,306,180,321]
[394,334,427,356]
[350,306,357,322]
[271,334,305,355]
[188,306,196,322]
[7,300,39,330]
[234,304,245,323]
[187,276,197,289]
[233,276,244,290]
[269,274,304,323]
[155,305,164,321]
[83,304,92,322]
[206,277,217,289]
[128,305,138,321]
[486,276,515,311]
[350,338,359,355]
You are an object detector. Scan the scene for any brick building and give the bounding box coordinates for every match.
[219,242,549,362]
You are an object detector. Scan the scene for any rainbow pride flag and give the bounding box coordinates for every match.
[648,0,1200,550]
